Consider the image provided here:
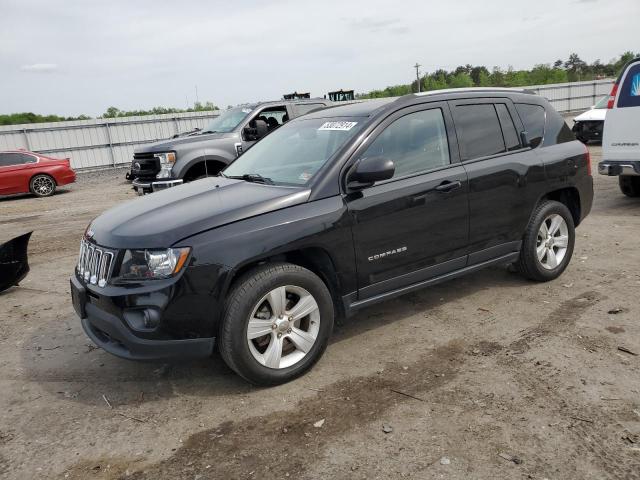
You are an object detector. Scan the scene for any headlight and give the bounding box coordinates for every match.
[117,247,190,280]
[154,152,176,164]
[156,165,173,178]
[154,152,176,179]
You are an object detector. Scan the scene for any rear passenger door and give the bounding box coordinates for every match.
[450,99,546,262]
[347,103,470,299]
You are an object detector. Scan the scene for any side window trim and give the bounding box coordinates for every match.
[449,97,531,162]
[495,102,524,152]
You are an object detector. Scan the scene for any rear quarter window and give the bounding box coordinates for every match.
[617,63,640,108]
[515,103,545,148]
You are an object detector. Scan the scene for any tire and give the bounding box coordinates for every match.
[515,200,575,282]
[619,176,640,197]
[29,174,56,197]
[219,262,334,386]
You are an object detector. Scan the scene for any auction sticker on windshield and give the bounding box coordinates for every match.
[318,121,358,131]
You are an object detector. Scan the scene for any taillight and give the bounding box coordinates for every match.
[585,144,591,176]
[607,83,618,109]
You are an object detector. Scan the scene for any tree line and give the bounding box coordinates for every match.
[1,51,637,125]
[0,101,218,126]
[357,51,638,99]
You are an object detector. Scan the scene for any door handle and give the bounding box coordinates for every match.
[434,180,462,193]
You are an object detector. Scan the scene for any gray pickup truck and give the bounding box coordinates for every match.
[129,99,332,194]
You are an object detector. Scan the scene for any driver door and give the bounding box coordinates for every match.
[346,103,470,300]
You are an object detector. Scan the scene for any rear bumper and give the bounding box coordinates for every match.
[132,178,184,195]
[598,160,640,176]
[57,170,76,186]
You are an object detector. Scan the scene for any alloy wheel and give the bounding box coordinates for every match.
[246,285,321,369]
[536,214,569,270]
[33,176,55,196]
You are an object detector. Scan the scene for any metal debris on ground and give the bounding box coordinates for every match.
[498,452,523,464]
[618,346,638,356]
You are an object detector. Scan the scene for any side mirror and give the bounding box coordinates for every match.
[520,131,531,148]
[347,156,394,189]
[243,119,268,141]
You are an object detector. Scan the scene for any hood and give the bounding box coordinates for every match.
[89,178,310,249]
[135,132,236,153]
[574,108,607,122]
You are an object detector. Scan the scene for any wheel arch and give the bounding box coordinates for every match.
[539,187,581,226]
[183,158,228,181]
[223,247,345,322]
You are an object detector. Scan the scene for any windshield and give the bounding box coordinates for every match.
[201,106,253,133]
[224,117,364,186]
[593,95,609,109]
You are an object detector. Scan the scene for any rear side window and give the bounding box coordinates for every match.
[0,153,32,166]
[617,63,640,108]
[454,104,505,160]
[515,103,545,148]
[495,104,521,151]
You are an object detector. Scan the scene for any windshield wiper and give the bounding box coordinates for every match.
[200,130,217,134]
[227,173,274,185]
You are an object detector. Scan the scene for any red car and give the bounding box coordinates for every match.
[0,150,76,197]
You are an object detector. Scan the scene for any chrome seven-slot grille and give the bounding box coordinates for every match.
[77,239,114,287]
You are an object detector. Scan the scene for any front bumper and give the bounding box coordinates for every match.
[572,121,603,142]
[598,160,640,176]
[70,274,215,361]
[132,178,184,195]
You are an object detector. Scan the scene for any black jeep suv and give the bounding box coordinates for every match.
[70,89,593,385]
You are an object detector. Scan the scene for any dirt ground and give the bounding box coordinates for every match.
[1,145,639,480]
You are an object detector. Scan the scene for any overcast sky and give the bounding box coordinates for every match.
[1,0,637,116]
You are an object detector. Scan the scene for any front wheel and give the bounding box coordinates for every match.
[515,200,575,282]
[619,176,640,197]
[219,263,334,386]
[30,174,56,197]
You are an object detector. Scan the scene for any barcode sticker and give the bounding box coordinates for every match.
[318,121,358,131]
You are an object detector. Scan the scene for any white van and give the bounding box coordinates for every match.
[599,57,640,197]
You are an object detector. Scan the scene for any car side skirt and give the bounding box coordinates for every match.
[343,249,520,316]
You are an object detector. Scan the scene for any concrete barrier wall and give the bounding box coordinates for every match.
[0,111,219,170]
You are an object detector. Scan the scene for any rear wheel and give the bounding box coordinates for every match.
[619,176,640,197]
[515,200,575,282]
[219,263,334,386]
[29,174,56,197]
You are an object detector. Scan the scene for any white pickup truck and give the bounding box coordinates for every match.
[599,57,640,197]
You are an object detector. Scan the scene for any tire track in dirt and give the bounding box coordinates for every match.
[497,290,640,480]
[62,342,466,480]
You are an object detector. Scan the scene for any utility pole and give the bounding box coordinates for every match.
[414,63,421,92]
[195,85,199,105]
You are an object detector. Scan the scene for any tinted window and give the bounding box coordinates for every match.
[617,63,640,108]
[0,152,33,166]
[362,108,450,179]
[515,103,545,148]
[295,103,325,116]
[495,104,521,151]
[454,104,505,160]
